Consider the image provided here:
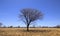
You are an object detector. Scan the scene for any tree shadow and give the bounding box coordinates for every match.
[0,30,4,33]
[22,30,51,33]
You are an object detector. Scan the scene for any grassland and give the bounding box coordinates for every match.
[0,28,60,36]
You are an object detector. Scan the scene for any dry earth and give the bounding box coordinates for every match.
[0,28,60,36]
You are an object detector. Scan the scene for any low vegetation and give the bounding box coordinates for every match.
[0,28,60,36]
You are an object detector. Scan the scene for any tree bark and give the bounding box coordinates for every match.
[27,24,29,31]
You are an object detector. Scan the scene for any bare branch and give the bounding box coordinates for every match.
[19,8,43,31]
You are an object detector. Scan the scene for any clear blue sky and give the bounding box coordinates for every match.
[0,0,60,27]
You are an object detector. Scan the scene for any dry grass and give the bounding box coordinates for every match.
[0,28,60,36]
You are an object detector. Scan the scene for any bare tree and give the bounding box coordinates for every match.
[3,25,6,28]
[0,22,3,27]
[55,25,60,28]
[19,8,43,31]
[9,26,13,28]
[17,26,20,28]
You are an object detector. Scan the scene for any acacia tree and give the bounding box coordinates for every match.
[19,8,43,31]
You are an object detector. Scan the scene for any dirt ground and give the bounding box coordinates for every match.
[0,28,60,36]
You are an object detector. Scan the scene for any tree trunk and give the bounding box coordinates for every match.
[27,24,29,31]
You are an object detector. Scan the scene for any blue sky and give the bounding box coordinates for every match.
[0,0,60,27]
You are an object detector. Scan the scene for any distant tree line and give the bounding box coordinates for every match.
[0,25,60,28]
[0,22,60,28]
